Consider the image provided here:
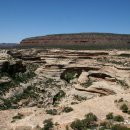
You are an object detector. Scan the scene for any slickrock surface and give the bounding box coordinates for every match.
[0,48,130,129]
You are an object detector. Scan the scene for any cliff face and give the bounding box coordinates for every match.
[20,33,130,47]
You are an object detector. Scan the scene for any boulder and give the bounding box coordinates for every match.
[78,71,88,84]
[7,51,22,59]
[0,76,11,84]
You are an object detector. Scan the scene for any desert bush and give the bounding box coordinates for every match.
[114,115,124,122]
[120,104,128,113]
[112,124,130,130]
[16,86,37,100]
[71,119,85,130]
[118,98,124,102]
[53,90,65,105]
[128,110,130,114]
[27,63,39,71]
[100,121,112,129]
[71,112,97,130]
[71,102,78,105]
[66,125,69,130]
[106,112,114,120]
[74,95,87,101]
[12,71,36,83]
[1,61,26,76]
[118,80,129,89]
[42,118,53,130]
[5,85,38,108]
[0,81,15,95]
[6,87,36,106]
[64,71,77,83]
[99,127,105,130]
[99,124,130,130]
[100,121,108,127]
[0,97,13,110]
[85,112,97,122]
[45,78,55,86]
[62,106,73,113]
[46,109,58,115]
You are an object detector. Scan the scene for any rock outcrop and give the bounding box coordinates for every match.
[20,33,130,48]
[1,48,130,130]
[0,61,26,76]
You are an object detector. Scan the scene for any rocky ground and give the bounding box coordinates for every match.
[0,48,130,130]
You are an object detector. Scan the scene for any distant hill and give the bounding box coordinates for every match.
[0,43,18,48]
[20,33,130,49]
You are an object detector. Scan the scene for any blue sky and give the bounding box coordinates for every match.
[0,0,130,43]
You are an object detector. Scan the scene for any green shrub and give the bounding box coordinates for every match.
[46,109,58,115]
[118,98,124,102]
[53,90,66,104]
[62,106,73,113]
[128,110,130,114]
[74,95,87,101]
[0,98,13,110]
[12,71,36,83]
[64,71,77,83]
[106,112,114,120]
[66,125,69,130]
[71,113,98,130]
[1,61,26,76]
[71,119,85,130]
[71,102,78,105]
[114,115,124,122]
[112,124,130,130]
[120,104,128,113]
[99,127,105,130]
[85,112,97,122]
[100,121,112,129]
[0,81,15,95]
[42,119,53,130]
[14,86,38,101]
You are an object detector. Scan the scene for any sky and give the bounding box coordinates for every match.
[0,0,130,43]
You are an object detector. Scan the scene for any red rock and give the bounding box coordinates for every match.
[20,33,130,47]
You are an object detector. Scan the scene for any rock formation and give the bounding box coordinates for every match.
[20,33,130,48]
[1,48,130,129]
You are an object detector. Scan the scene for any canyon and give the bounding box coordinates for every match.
[0,48,130,129]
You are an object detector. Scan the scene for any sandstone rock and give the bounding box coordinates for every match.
[15,126,32,130]
[0,76,11,84]
[3,86,24,99]
[7,50,41,61]
[20,111,33,117]
[1,48,130,130]
[75,84,116,96]
[7,51,22,59]
[32,126,41,130]
[0,128,9,130]
[105,77,116,82]
[78,71,88,84]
